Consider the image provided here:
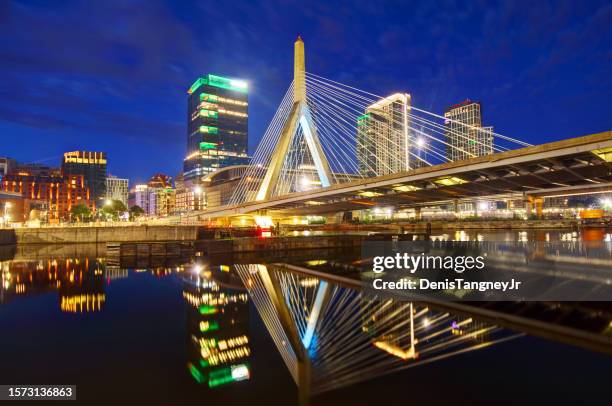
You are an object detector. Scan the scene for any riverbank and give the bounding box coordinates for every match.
[0,225,202,245]
[0,219,589,246]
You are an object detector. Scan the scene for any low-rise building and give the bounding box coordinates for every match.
[1,172,92,222]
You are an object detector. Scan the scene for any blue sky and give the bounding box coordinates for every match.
[0,0,610,184]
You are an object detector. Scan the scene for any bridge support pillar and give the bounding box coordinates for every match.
[525,196,543,218]
[453,199,459,217]
[535,197,544,218]
[414,207,421,221]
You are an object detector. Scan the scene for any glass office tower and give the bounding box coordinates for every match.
[184,74,249,185]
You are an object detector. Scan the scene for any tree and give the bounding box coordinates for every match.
[100,199,128,221]
[71,204,91,222]
[129,205,145,221]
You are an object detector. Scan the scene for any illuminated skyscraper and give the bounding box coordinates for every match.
[357,93,411,177]
[184,74,250,186]
[444,100,493,161]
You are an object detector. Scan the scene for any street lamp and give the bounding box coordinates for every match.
[416,137,426,148]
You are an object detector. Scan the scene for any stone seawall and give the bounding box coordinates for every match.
[12,225,202,245]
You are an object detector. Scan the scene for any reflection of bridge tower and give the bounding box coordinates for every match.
[256,37,333,201]
[235,264,519,403]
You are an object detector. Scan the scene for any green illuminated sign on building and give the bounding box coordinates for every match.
[188,74,248,94]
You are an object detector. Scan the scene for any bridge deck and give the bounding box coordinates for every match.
[194,130,612,218]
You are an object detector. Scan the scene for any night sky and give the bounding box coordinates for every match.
[0,0,610,185]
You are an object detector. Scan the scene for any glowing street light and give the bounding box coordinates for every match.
[416,137,426,148]
[193,186,203,195]
[104,199,112,206]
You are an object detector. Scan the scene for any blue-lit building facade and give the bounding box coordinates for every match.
[184,74,250,185]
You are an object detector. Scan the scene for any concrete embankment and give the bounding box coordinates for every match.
[11,225,203,245]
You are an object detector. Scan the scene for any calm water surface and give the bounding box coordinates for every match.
[0,230,610,405]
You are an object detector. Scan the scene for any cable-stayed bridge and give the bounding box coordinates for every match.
[186,37,612,222]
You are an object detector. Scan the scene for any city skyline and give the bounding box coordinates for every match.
[0,0,610,183]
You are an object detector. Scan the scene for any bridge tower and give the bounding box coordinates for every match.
[255,36,333,201]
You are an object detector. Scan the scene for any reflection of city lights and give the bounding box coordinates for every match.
[300,277,319,288]
[373,341,417,360]
[231,364,250,381]
[60,294,106,313]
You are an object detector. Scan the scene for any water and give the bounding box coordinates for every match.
[0,230,610,405]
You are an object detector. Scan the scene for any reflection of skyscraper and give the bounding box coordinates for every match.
[444,100,493,161]
[357,93,411,177]
[183,264,251,388]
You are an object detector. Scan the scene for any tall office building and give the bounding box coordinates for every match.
[184,74,250,186]
[444,100,493,161]
[105,175,129,206]
[357,93,411,177]
[61,151,107,205]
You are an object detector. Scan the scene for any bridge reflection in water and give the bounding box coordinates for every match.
[234,264,521,400]
[2,234,611,403]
